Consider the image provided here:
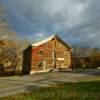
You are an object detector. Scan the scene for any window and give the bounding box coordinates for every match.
[55,42,62,48]
[37,61,43,67]
[39,50,44,55]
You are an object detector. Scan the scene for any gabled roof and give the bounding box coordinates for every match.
[31,34,55,47]
[31,34,71,49]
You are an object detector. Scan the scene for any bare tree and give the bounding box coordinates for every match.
[0,5,30,74]
[0,46,19,73]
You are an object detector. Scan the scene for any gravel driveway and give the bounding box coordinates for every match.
[0,70,100,97]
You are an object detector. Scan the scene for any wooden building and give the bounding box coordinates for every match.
[23,35,73,74]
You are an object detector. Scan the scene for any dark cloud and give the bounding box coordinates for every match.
[0,0,100,47]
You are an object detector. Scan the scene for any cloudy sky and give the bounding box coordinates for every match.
[0,0,100,47]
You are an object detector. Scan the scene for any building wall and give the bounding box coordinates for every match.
[22,46,32,74]
[31,37,72,71]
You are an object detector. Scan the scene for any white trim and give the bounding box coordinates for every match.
[57,58,64,60]
[31,35,55,47]
[30,68,53,74]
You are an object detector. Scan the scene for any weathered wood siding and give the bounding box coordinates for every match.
[31,37,72,71]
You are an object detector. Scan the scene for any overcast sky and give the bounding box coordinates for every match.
[0,0,100,47]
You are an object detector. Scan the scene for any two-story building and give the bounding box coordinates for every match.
[23,34,73,74]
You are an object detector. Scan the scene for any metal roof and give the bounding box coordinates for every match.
[31,34,71,49]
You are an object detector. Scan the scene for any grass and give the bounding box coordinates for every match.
[0,84,14,88]
[72,68,93,73]
[1,80,100,100]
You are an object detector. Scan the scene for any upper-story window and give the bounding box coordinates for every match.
[39,50,44,55]
[55,42,62,48]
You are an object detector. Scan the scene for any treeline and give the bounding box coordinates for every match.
[73,47,100,68]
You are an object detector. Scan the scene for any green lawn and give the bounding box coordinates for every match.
[0,84,13,88]
[1,81,100,100]
[72,68,97,73]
